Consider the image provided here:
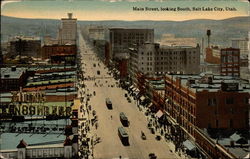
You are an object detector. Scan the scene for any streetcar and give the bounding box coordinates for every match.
[120,112,129,127]
[105,98,113,109]
[118,126,129,146]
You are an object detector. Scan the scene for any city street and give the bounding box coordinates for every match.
[77,31,180,159]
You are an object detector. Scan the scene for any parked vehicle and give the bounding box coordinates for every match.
[149,153,157,159]
[106,98,112,109]
[141,131,146,140]
[127,97,131,103]
[155,135,161,141]
[149,127,155,134]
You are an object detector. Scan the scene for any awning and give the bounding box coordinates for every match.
[134,91,140,96]
[155,110,164,118]
[230,133,241,142]
[183,140,196,151]
[132,87,137,92]
[147,102,153,107]
[129,85,134,90]
[244,153,250,159]
[140,96,145,101]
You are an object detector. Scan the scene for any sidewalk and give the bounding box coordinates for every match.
[130,93,188,159]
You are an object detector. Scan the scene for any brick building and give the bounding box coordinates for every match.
[165,74,249,132]
[220,48,240,77]
[205,47,240,77]
[41,44,77,59]
[163,73,249,158]
[205,46,221,64]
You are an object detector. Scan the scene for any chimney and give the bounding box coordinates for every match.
[207,30,211,48]
[11,66,16,71]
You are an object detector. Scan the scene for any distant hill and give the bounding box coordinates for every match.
[1,15,249,47]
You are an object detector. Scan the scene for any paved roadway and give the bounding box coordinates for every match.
[77,31,179,159]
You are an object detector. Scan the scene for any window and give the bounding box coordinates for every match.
[245,97,249,104]
[208,98,216,106]
[226,98,234,104]
[229,119,233,128]
[216,120,219,128]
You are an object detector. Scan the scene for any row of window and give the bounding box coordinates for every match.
[208,97,249,105]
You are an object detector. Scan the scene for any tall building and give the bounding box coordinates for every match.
[9,36,41,58]
[220,48,240,77]
[129,43,200,82]
[59,13,77,45]
[109,28,154,59]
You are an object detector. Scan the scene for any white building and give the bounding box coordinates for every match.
[129,43,200,81]
[231,38,249,55]
[58,13,77,45]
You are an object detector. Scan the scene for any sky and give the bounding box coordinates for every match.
[1,0,249,21]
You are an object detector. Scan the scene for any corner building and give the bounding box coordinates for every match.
[165,74,249,137]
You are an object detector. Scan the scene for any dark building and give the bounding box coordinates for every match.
[109,28,154,59]
[9,36,41,58]
[41,44,77,65]
[0,67,29,92]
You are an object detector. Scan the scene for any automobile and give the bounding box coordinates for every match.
[149,127,155,134]
[149,153,157,159]
[147,123,152,128]
[155,135,161,141]
[141,131,146,140]
[127,97,131,103]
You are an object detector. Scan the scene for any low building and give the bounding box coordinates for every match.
[41,44,77,60]
[0,67,29,92]
[205,46,221,64]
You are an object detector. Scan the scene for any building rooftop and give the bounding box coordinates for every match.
[26,78,75,87]
[0,67,26,79]
[109,28,153,31]
[11,36,41,41]
[0,119,70,150]
[202,129,249,159]
[27,65,76,72]
[166,73,250,93]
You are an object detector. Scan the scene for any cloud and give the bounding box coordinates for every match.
[1,0,22,9]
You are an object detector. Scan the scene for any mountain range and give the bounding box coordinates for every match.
[1,15,249,47]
